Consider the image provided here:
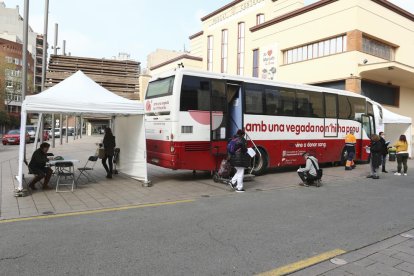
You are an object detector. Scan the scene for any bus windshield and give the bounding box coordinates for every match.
[146,76,175,99]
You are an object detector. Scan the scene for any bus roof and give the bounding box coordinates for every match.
[151,68,367,99]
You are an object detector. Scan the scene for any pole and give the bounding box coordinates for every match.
[21,0,29,163]
[41,0,49,91]
[65,115,68,143]
[53,23,58,55]
[16,0,30,195]
[63,40,66,56]
[51,114,55,148]
[74,116,77,140]
[59,114,63,145]
[80,115,82,139]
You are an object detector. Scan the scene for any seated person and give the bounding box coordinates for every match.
[297,152,319,186]
[28,142,53,190]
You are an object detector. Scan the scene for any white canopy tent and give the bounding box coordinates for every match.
[17,70,148,191]
[381,107,412,157]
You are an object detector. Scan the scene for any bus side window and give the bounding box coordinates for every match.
[265,88,281,115]
[280,89,295,116]
[325,93,337,118]
[180,76,210,111]
[245,84,264,114]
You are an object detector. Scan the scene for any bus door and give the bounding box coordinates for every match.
[227,83,243,137]
[210,80,228,156]
[209,80,242,157]
[361,114,375,158]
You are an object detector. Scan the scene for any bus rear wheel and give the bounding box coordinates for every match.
[252,148,268,176]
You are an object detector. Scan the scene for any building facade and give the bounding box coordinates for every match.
[0,38,34,115]
[150,0,414,131]
[0,1,41,129]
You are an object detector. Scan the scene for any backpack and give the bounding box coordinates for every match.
[309,157,323,180]
[227,137,239,155]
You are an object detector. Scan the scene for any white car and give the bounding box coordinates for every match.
[26,125,36,142]
[48,129,60,138]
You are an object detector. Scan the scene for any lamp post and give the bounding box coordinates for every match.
[39,0,49,144]
[16,0,30,196]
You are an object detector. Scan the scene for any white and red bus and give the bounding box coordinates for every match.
[145,69,381,175]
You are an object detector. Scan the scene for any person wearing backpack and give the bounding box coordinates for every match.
[227,129,251,192]
[297,152,320,186]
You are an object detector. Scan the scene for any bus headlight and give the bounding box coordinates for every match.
[170,146,175,153]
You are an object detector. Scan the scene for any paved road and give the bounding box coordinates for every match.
[1,169,414,275]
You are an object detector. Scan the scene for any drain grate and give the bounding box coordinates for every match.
[201,195,210,197]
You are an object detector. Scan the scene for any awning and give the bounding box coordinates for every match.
[358,61,414,88]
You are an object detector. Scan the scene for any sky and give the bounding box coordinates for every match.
[3,0,414,68]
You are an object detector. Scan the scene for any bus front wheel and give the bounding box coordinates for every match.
[252,148,268,176]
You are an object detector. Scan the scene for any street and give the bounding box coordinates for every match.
[1,159,414,275]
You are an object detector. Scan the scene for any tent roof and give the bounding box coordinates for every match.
[23,70,143,115]
[383,107,412,124]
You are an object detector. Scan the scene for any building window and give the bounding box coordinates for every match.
[361,80,399,107]
[221,30,228,73]
[207,35,213,71]
[256,14,265,25]
[362,36,394,60]
[252,49,259,78]
[283,35,347,64]
[237,22,245,75]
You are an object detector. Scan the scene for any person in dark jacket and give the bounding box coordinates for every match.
[228,129,251,192]
[28,142,53,190]
[367,134,382,179]
[102,127,116,178]
[378,131,389,173]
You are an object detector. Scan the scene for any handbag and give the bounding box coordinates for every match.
[97,148,105,159]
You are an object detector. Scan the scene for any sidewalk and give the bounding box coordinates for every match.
[0,136,412,221]
[289,228,414,276]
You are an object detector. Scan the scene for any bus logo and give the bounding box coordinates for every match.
[146,100,152,112]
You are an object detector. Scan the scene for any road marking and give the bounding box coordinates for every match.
[257,248,346,276]
[0,199,195,224]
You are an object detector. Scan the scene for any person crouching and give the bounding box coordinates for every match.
[297,152,319,186]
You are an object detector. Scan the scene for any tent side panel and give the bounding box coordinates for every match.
[114,115,148,181]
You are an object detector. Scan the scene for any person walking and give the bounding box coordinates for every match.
[297,152,319,186]
[102,127,116,178]
[344,130,356,170]
[366,134,382,179]
[393,134,409,176]
[28,142,53,190]
[378,131,389,173]
[228,129,251,193]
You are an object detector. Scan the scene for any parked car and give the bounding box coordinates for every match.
[61,127,75,136]
[26,125,36,142]
[47,129,60,138]
[2,129,30,145]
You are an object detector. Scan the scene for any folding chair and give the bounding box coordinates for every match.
[76,155,99,184]
[55,161,75,192]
